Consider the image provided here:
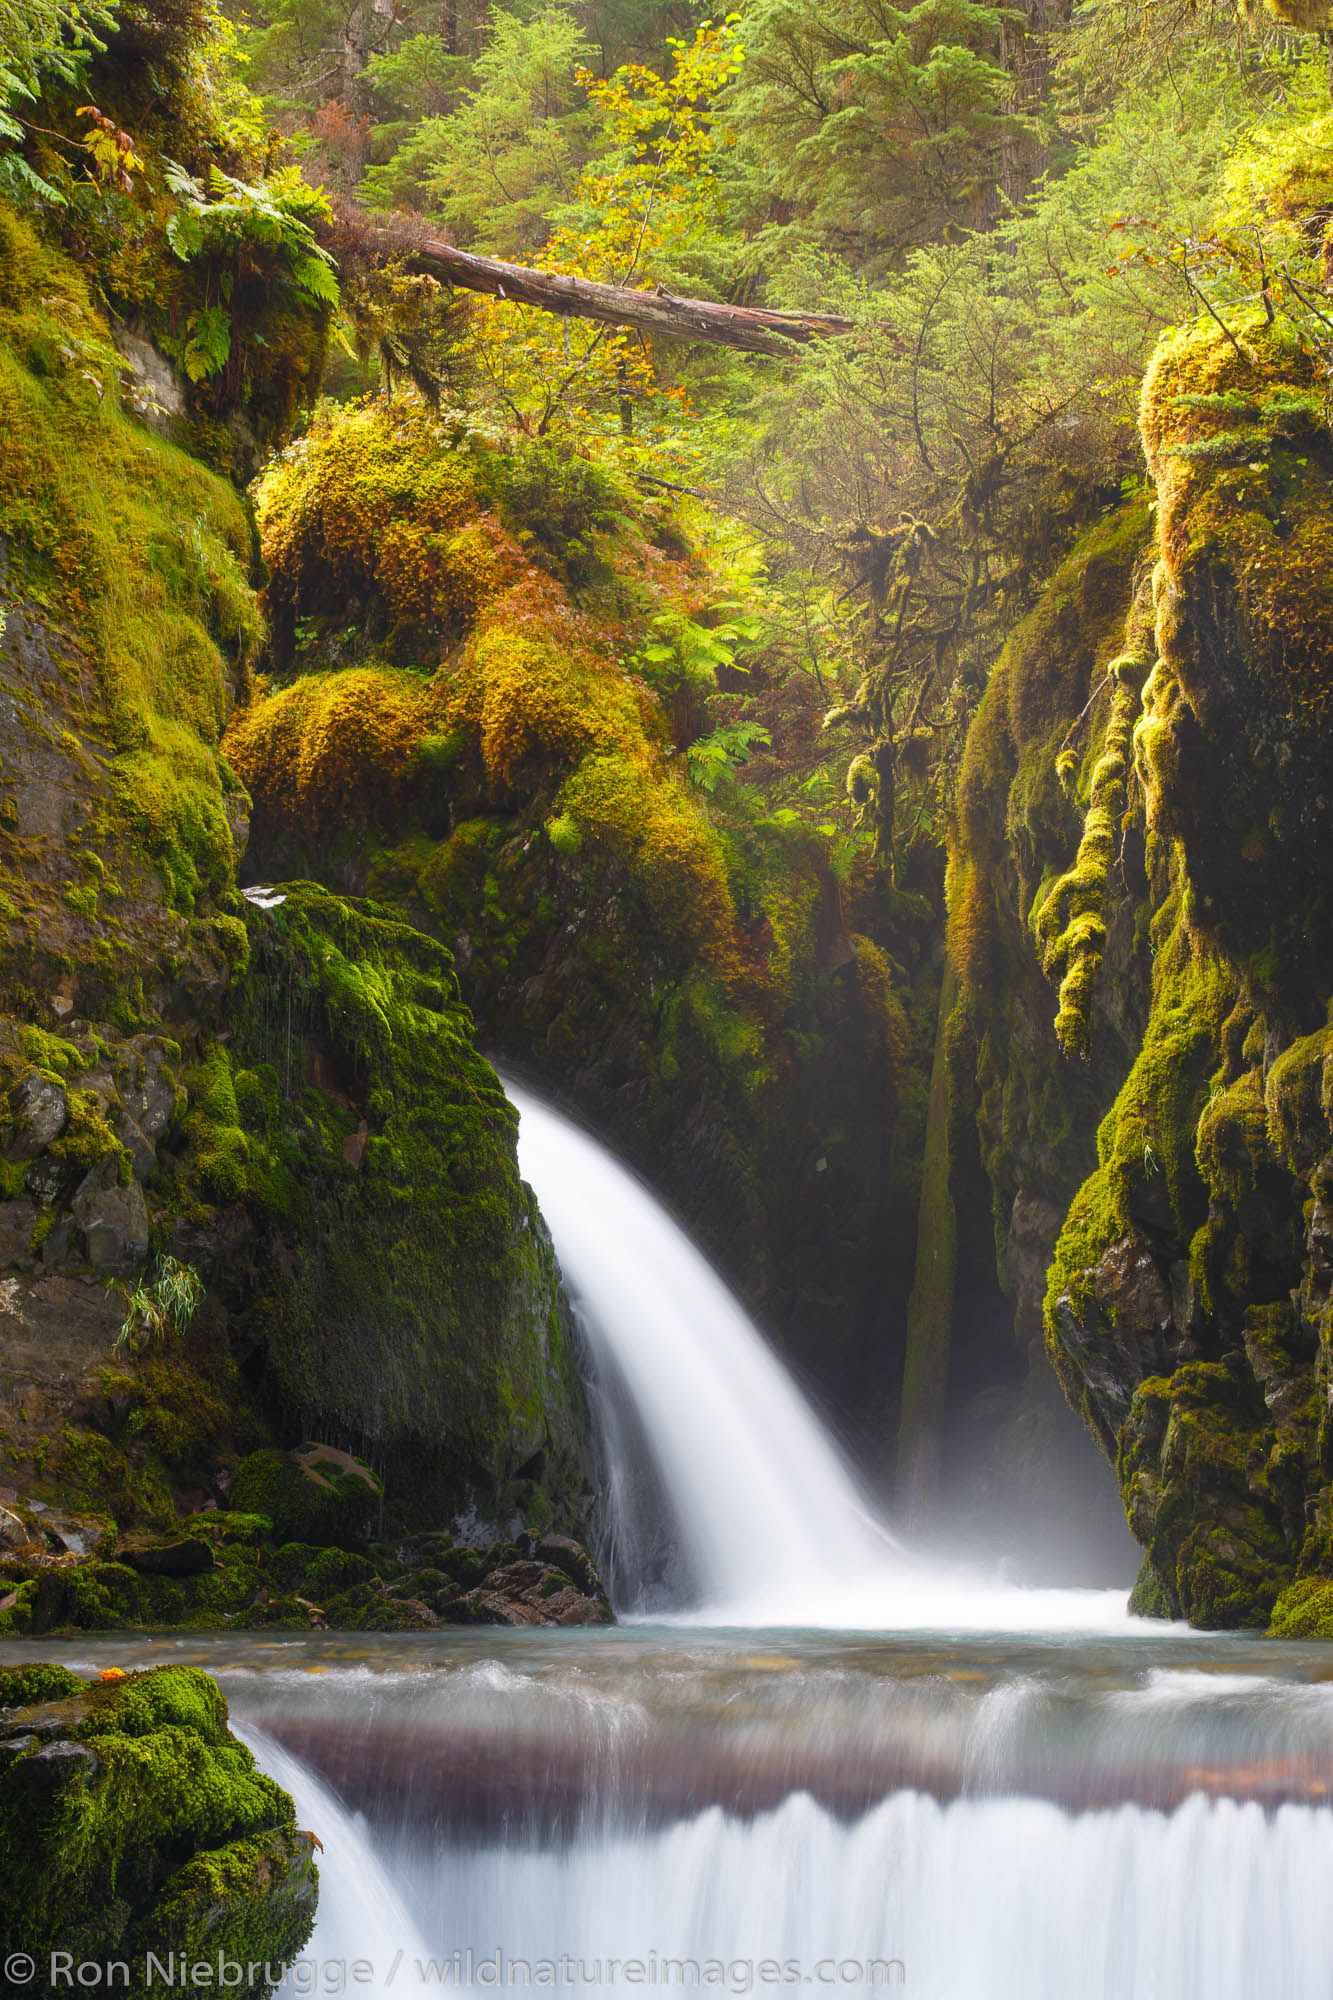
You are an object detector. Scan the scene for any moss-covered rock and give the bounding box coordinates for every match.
[0,1666,316,1995]
[1269,1577,1333,1637]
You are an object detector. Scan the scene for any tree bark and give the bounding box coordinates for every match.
[896,958,959,1529]
[398,233,855,358]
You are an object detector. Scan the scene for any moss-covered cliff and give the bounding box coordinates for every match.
[0,176,600,1606]
[947,193,1333,1623]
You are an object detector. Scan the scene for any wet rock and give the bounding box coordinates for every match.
[115,332,187,435]
[6,1736,101,1798]
[116,1538,215,1578]
[385,1593,439,1627]
[537,1533,605,1597]
[117,1040,177,1141]
[115,1111,157,1183]
[70,1157,150,1271]
[0,1508,28,1551]
[39,1215,75,1265]
[6,1070,67,1159]
[0,1199,35,1266]
[24,1154,77,1207]
[1093,1233,1173,1336]
[457,1556,613,1628]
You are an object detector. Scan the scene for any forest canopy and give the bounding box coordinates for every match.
[4,0,1332,875]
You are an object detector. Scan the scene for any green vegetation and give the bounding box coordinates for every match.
[7,0,1333,1633]
[113,1255,205,1355]
[0,1665,316,1991]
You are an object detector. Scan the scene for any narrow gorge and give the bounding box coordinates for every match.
[5,0,1333,1990]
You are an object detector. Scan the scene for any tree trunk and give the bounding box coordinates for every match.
[896,959,959,1528]
[397,233,855,358]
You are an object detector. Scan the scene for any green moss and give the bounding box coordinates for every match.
[0,1662,83,1707]
[1264,1019,1333,1173]
[1045,877,1230,1337]
[0,205,259,919]
[1116,1358,1293,1627]
[1269,1575,1333,1637]
[0,1666,316,1987]
[232,1447,380,1546]
[1033,652,1149,1058]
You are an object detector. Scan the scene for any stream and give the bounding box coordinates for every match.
[6,1088,1332,1998]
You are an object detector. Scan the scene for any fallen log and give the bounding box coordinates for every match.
[340,211,854,358]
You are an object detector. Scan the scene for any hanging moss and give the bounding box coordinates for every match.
[1033,653,1149,1059]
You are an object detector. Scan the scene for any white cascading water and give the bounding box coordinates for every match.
[505,1080,1129,1630]
[504,1078,889,1618]
[410,1791,1333,1998]
[231,1647,1333,2000]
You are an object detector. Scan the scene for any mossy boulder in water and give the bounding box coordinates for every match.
[0,1665,316,1995]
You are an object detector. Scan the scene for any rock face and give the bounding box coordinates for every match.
[0,1665,317,1995]
[222,394,935,1445]
[0,1499,613,1635]
[71,1158,152,1272]
[0,207,599,1560]
[949,298,1333,1627]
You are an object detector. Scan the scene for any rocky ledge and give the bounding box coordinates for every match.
[0,1500,613,1636]
[0,1664,316,1997]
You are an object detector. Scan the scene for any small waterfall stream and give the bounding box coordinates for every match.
[504,1079,895,1621]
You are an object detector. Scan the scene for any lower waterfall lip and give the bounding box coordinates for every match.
[256,1714,1333,1828]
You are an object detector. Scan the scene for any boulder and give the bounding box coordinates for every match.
[537,1532,605,1597]
[457,1556,612,1628]
[118,1042,177,1141]
[6,1071,67,1160]
[0,1665,316,1990]
[115,1111,158,1184]
[71,1157,150,1271]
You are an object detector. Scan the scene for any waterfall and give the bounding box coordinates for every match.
[505,1079,896,1619]
[506,1080,1129,1631]
[137,1088,1329,2000]
[218,1641,1333,2000]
